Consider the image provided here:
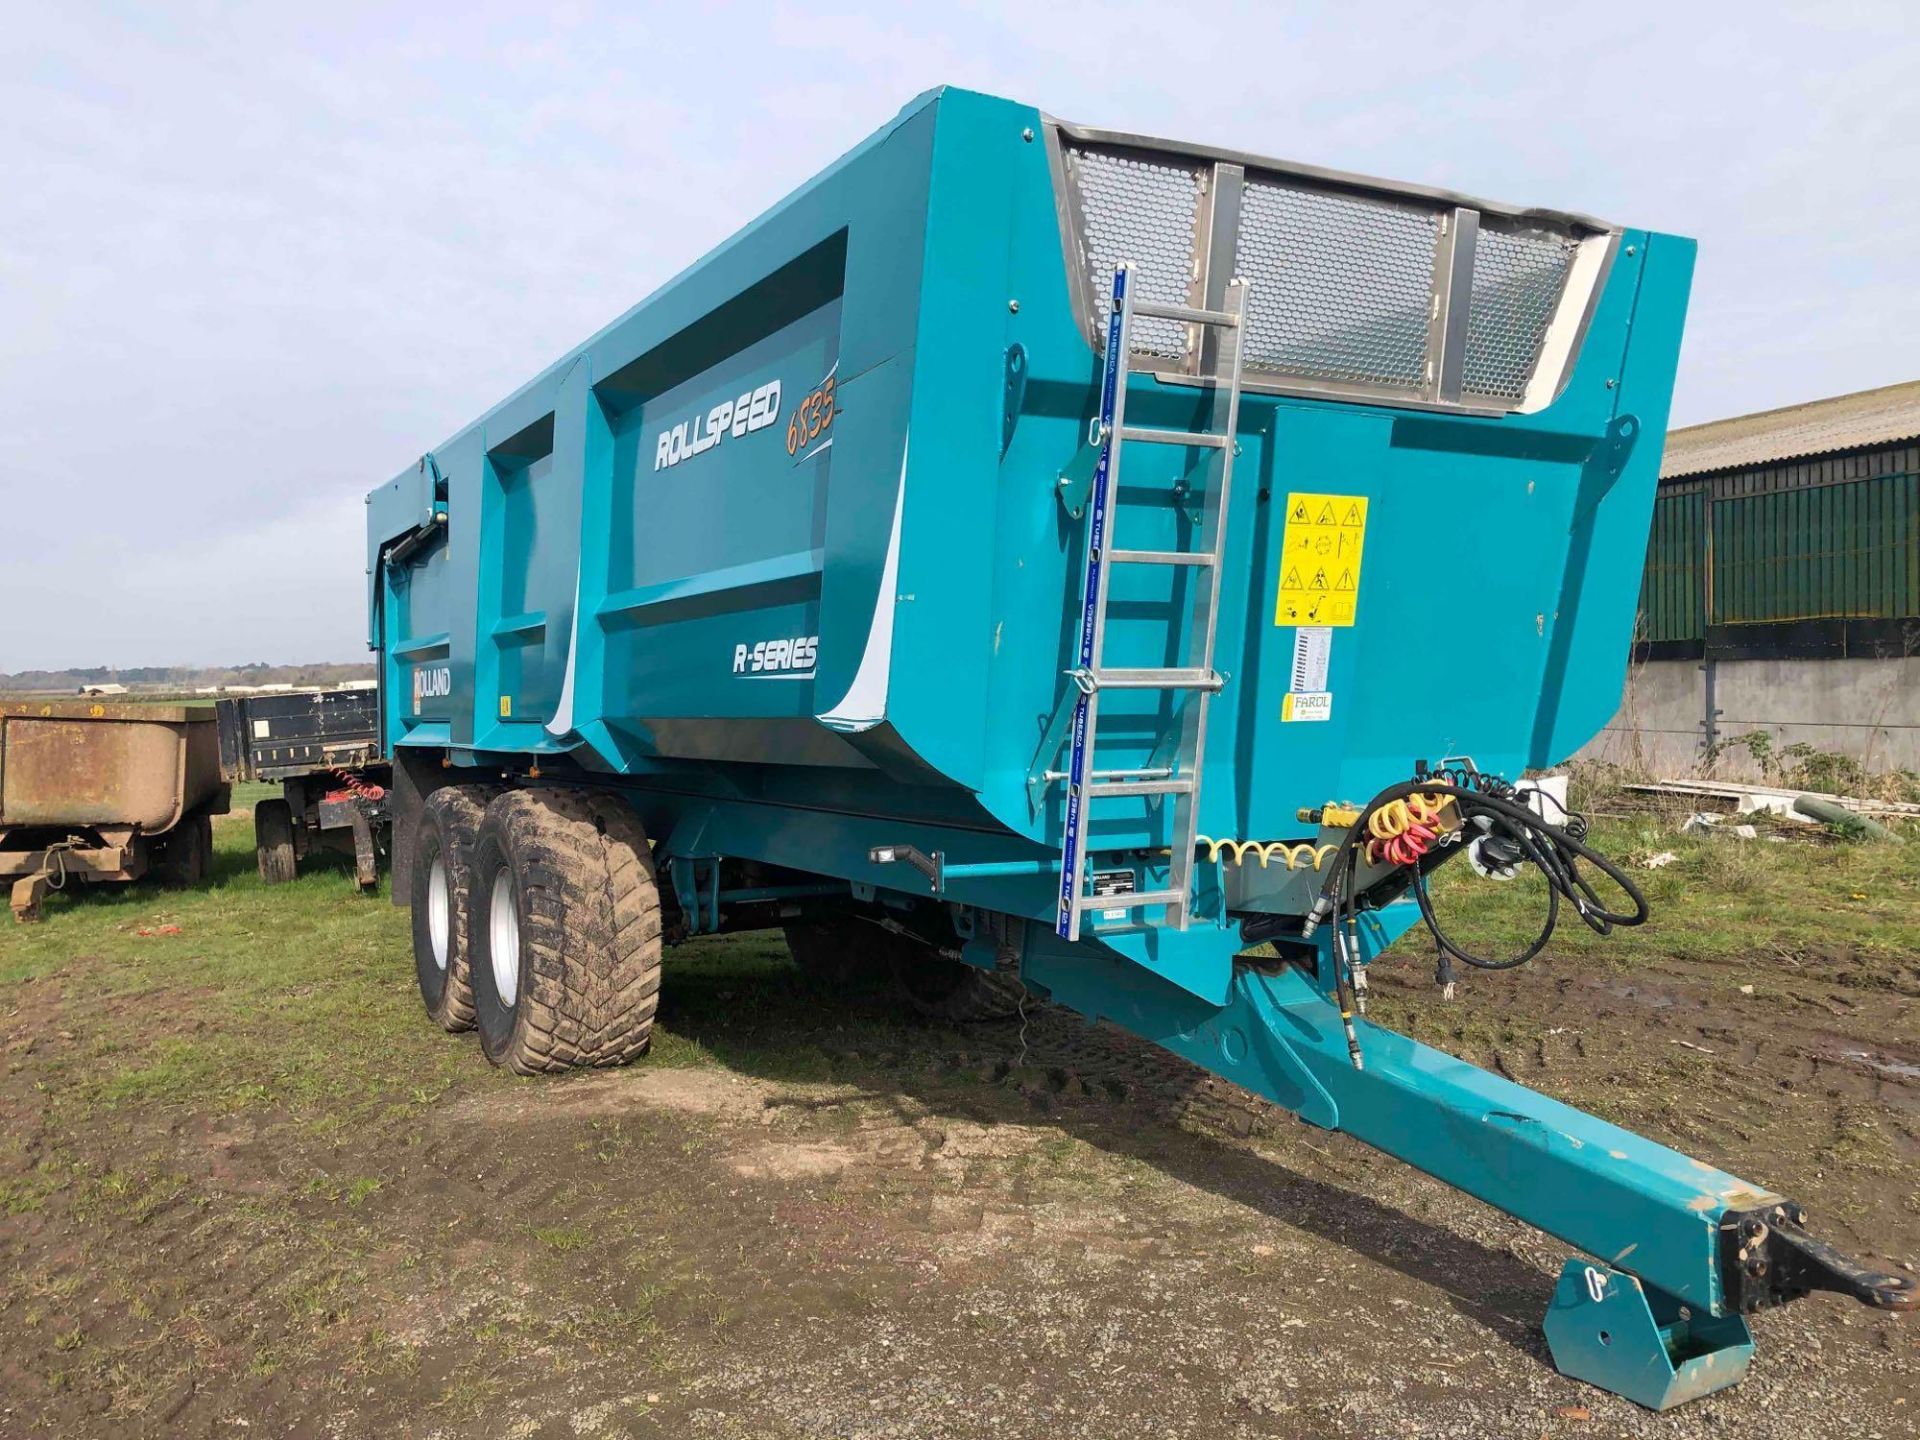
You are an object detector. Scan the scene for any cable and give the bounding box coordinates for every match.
[1303,771,1649,1012]
[42,839,80,892]
[328,767,387,803]
[1200,836,1339,870]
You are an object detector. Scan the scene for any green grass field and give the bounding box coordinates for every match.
[1,788,1914,1436]
[5,789,1916,1127]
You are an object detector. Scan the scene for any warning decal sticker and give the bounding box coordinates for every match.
[1274,492,1368,628]
[1283,625,1333,723]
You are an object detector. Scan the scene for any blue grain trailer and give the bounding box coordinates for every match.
[366,87,1911,1406]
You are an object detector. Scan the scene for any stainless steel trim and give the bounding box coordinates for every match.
[1514,231,1619,414]
[1431,207,1480,405]
[1041,118,1100,377]
[1047,114,1615,234]
[1199,162,1244,378]
[1044,115,1618,418]
[1136,365,1507,418]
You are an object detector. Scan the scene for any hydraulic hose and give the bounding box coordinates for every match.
[1303,776,1649,975]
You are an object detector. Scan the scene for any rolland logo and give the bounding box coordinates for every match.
[412,665,452,710]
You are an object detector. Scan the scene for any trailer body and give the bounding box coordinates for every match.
[368,88,1911,1405]
[217,688,389,888]
[0,701,229,918]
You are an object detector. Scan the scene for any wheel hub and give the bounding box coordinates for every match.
[426,855,450,971]
[489,868,520,1007]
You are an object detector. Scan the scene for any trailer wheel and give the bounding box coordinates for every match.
[410,785,493,1033]
[468,789,662,1074]
[782,919,895,991]
[255,799,297,884]
[895,952,1027,1023]
[155,813,213,888]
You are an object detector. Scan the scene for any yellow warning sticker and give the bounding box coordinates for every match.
[1274,492,1368,627]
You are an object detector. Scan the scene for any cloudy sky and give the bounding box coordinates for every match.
[4,2,1915,671]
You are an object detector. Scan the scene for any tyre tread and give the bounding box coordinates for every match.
[416,785,493,1032]
[480,789,662,1075]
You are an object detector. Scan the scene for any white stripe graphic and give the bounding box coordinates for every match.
[817,436,906,733]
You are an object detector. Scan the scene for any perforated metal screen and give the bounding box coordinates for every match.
[1461,223,1580,402]
[1066,148,1202,359]
[1057,134,1599,411]
[1234,179,1439,391]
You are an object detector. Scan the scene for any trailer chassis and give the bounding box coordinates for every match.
[650,823,1914,1410]
[392,747,1913,1410]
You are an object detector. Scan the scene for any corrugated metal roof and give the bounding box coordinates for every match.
[1660,379,1920,479]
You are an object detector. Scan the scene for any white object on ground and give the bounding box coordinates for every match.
[1514,773,1571,821]
[1736,791,1812,822]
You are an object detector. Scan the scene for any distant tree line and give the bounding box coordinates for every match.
[0,661,376,694]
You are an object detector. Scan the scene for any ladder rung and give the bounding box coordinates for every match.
[1118,426,1229,449]
[1080,778,1194,799]
[1132,301,1240,328]
[1090,668,1223,692]
[1109,548,1215,567]
[1074,888,1185,915]
[1044,766,1172,783]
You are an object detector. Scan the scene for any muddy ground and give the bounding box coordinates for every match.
[0,815,1914,1438]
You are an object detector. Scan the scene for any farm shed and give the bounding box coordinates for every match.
[1581,380,1920,773]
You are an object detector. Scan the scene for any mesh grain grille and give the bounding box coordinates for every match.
[1057,133,1599,409]
[1233,180,1440,390]
[1068,148,1202,359]
[1462,224,1578,401]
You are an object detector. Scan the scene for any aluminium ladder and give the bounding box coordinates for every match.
[1054,263,1249,942]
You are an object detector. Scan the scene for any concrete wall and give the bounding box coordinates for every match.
[1574,657,1920,777]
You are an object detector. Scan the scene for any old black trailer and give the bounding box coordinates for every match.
[215,688,389,889]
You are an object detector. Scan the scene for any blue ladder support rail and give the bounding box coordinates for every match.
[1055,265,1129,940]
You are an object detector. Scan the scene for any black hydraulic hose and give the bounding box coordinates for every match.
[1305,778,1650,973]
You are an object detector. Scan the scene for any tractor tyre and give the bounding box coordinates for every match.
[468,788,662,1075]
[782,918,896,992]
[893,949,1027,1023]
[410,785,494,1033]
[155,813,213,888]
[255,799,297,885]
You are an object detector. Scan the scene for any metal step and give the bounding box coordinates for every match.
[1074,887,1184,915]
[1132,301,1241,328]
[1081,777,1193,799]
[1090,667,1223,691]
[1118,426,1229,449]
[1044,765,1172,783]
[1108,548,1215,567]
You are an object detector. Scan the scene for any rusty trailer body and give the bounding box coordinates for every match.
[0,701,231,920]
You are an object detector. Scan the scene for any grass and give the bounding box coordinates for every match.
[2,781,1914,1431]
[1,789,1913,1176]
[1,793,479,1129]
[1397,809,1920,978]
